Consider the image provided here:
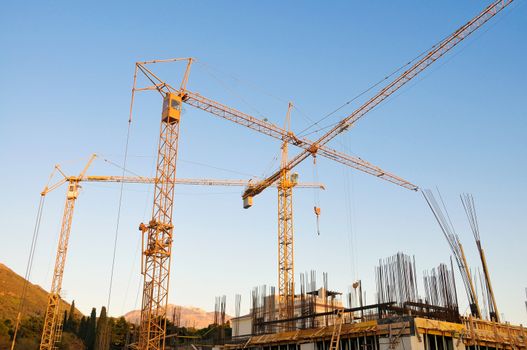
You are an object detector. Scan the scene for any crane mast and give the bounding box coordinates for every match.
[277,103,295,328]
[39,181,78,350]
[138,92,182,350]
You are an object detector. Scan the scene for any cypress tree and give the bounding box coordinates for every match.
[79,316,87,339]
[106,318,115,348]
[66,300,76,331]
[86,308,97,350]
[62,310,68,331]
[95,306,108,350]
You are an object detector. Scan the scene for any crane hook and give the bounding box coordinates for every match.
[314,206,321,235]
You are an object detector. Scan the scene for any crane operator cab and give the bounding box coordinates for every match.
[290,172,299,186]
[162,93,182,124]
[67,183,79,200]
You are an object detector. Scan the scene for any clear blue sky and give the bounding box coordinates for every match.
[1,1,526,324]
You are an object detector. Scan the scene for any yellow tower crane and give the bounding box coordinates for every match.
[33,154,322,350]
[132,1,513,343]
[38,155,96,350]
[134,73,186,350]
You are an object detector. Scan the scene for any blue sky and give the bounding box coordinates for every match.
[1,1,526,324]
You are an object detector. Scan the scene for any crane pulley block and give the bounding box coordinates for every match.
[162,93,182,124]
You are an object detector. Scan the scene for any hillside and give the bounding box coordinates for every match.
[124,304,231,329]
[0,263,78,322]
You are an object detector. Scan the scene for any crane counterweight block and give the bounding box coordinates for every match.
[243,196,253,209]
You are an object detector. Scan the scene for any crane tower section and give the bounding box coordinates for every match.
[138,92,182,350]
[277,103,296,329]
[39,182,79,350]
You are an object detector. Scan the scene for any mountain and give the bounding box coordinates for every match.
[124,305,231,329]
[0,262,78,322]
[0,261,225,331]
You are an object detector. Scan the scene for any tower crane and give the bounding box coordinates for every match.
[35,154,323,350]
[134,64,186,350]
[39,155,96,350]
[131,0,512,344]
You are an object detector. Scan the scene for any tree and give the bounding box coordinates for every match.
[95,306,109,350]
[110,317,129,349]
[60,331,86,350]
[85,308,97,350]
[65,300,76,332]
[0,319,11,349]
[63,310,68,331]
[78,316,87,340]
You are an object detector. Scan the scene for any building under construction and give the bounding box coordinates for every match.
[220,185,527,350]
[229,313,527,350]
[224,253,527,350]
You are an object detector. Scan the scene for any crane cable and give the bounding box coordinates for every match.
[312,158,321,235]
[343,166,357,283]
[106,118,132,314]
[298,1,520,140]
[295,11,485,140]
[101,156,143,178]
[10,195,46,350]
[121,154,155,315]
[295,48,430,139]
[198,60,323,137]
[198,61,268,120]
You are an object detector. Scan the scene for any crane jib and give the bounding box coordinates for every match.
[240,0,513,201]
[181,90,419,197]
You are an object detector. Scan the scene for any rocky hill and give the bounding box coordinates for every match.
[124,304,231,329]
